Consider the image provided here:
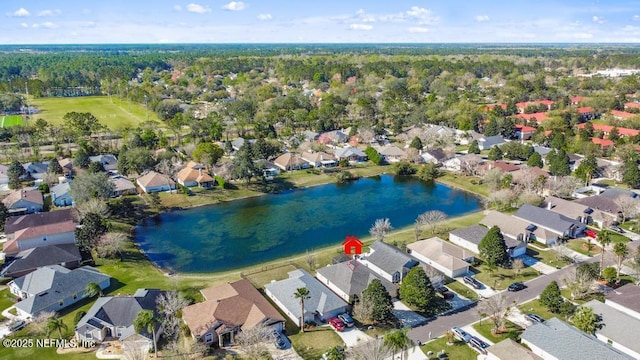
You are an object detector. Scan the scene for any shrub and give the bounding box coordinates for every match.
[394,162,416,176]
[602,267,617,283]
[74,311,87,325]
[559,302,576,317]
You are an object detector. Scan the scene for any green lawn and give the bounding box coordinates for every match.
[436,173,489,197]
[518,299,569,323]
[445,280,479,301]
[289,326,345,360]
[472,320,523,343]
[0,288,16,312]
[526,247,572,268]
[0,115,23,128]
[30,96,160,130]
[421,337,477,360]
[472,262,540,291]
[560,288,605,305]
[567,239,600,256]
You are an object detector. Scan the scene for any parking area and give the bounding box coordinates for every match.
[391,300,429,328]
[334,326,373,347]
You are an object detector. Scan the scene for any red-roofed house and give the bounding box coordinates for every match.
[611,110,636,120]
[576,107,595,120]
[516,100,554,113]
[571,96,586,105]
[480,161,520,175]
[515,124,536,140]
[577,123,640,137]
[591,137,614,149]
[624,102,640,110]
[487,104,507,111]
[515,112,549,124]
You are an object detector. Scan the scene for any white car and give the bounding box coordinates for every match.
[451,326,471,343]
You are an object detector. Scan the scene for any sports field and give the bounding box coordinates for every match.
[0,115,23,128]
[30,96,160,130]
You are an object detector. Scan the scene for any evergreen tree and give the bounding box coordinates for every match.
[539,281,564,313]
[418,163,439,182]
[468,140,480,154]
[74,148,90,168]
[361,279,393,325]
[623,160,640,189]
[526,152,543,168]
[484,118,499,136]
[487,146,503,161]
[608,127,620,142]
[0,203,7,232]
[75,212,108,251]
[365,146,383,165]
[7,159,24,189]
[232,142,258,184]
[550,133,565,150]
[478,226,509,267]
[549,149,570,176]
[399,266,436,313]
[574,154,598,184]
[48,158,63,174]
[409,136,423,150]
[572,306,601,335]
[579,122,594,141]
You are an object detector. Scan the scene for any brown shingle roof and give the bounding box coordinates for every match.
[176,162,213,183]
[136,171,175,188]
[4,209,77,234]
[2,189,44,208]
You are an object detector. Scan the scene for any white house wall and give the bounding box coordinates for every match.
[16,231,75,253]
[595,333,640,359]
[448,235,480,254]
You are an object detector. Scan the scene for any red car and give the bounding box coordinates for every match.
[585,229,597,239]
[329,318,345,332]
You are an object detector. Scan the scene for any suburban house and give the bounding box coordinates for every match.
[176,161,215,188]
[301,151,337,168]
[420,149,448,164]
[542,196,596,226]
[334,147,367,162]
[88,154,118,173]
[51,182,73,207]
[1,244,82,278]
[376,145,406,163]
[610,110,636,120]
[515,124,536,141]
[3,220,77,255]
[481,211,557,246]
[9,265,110,318]
[22,162,49,180]
[4,209,77,234]
[273,153,310,171]
[136,171,176,193]
[360,241,418,283]
[574,195,621,224]
[407,237,473,278]
[2,189,44,215]
[477,135,505,150]
[577,107,596,120]
[585,300,640,359]
[318,130,348,145]
[231,137,255,151]
[485,339,541,360]
[479,161,521,175]
[520,317,633,360]
[513,204,585,242]
[515,112,549,124]
[182,279,285,347]
[110,176,137,197]
[605,283,640,320]
[511,166,550,186]
[58,158,74,177]
[264,269,349,326]
[315,260,398,302]
[449,225,526,258]
[442,154,483,173]
[75,289,165,352]
[302,130,319,141]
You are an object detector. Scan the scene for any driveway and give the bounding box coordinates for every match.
[0,322,10,339]
[520,254,558,275]
[335,326,373,347]
[392,300,429,328]
[266,335,302,360]
[456,278,497,299]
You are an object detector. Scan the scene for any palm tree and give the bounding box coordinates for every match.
[293,287,311,332]
[85,282,103,298]
[46,317,68,339]
[613,242,630,282]
[133,310,157,357]
[384,327,412,360]
[598,230,612,276]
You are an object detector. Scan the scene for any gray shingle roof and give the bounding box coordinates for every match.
[605,283,640,314]
[599,188,639,200]
[265,269,348,319]
[367,241,418,276]
[315,261,397,298]
[4,209,77,234]
[1,244,81,277]
[521,318,633,360]
[13,266,110,316]
[585,300,640,356]
[334,147,366,159]
[514,204,582,234]
[449,225,489,245]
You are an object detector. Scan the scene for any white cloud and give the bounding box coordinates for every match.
[37,9,61,17]
[405,6,438,25]
[32,22,59,29]
[173,5,183,11]
[10,8,30,17]
[475,15,490,22]
[408,27,429,33]
[20,23,28,28]
[257,14,272,21]
[81,9,91,15]
[222,2,246,11]
[592,16,605,24]
[349,23,373,31]
[633,15,640,21]
[187,3,211,14]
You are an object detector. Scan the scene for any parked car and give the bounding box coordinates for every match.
[338,313,354,327]
[8,319,25,332]
[451,326,471,343]
[508,282,526,292]
[436,286,454,299]
[525,313,544,323]
[469,336,489,354]
[610,225,625,234]
[463,276,482,289]
[585,229,597,238]
[329,318,345,332]
[275,333,286,349]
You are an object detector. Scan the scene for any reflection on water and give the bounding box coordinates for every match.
[134,175,482,273]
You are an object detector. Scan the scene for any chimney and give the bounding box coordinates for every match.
[199,168,203,176]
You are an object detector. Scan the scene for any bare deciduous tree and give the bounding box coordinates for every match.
[617,195,639,223]
[417,210,447,234]
[348,337,392,360]
[305,250,316,270]
[459,156,482,176]
[96,232,128,259]
[235,322,276,359]
[358,127,376,144]
[512,258,524,278]
[478,294,513,334]
[545,176,579,198]
[413,220,422,242]
[157,291,191,352]
[30,311,56,336]
[483,168,504,191]
[353,296,374,325]
[370,218,393,242]
[122,341,148,360]
[425,267,444,289]
[484,189,516,210]
[77,198,111,219]
[551,243,575,263]
[562,269,598,301]
[518,190,543,207]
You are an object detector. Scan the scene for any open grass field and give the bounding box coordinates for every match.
[0,115,23,128]
[30,96,160,130]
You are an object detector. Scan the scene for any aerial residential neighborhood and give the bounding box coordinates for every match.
[2,2,640,360]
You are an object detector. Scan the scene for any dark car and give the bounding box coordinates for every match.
[275,334,286,349]
[436,286,454,299]
[525,313,544,323]
[610,225,625,234]
[469,336,489,354]
[338,313,354,327]
[463,276,482,289]
[508,282,526,292]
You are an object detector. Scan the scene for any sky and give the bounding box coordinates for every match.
[2,1,640,44]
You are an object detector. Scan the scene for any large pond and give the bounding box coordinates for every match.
[134,175,482,273]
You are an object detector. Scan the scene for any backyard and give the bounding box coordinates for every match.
[288,326,345,360]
